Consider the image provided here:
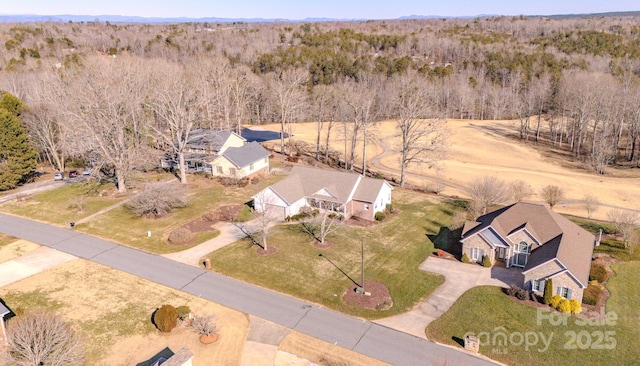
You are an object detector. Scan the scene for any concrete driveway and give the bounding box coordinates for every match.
[375,256,523,339]
[0,246,76,287]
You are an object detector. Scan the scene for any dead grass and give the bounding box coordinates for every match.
[0,239,39,264]
[0,260,249,366]
[260,119,640,221]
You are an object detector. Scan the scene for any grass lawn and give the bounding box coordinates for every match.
[426,261,640,365]
[569,215,640,261]
[206,190,446,319]
[78,174,283,254]
[0,181,125,226]
[0,233,17,247]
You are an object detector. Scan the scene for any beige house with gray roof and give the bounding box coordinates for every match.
[460,202,595,302]
[253,166,392,221]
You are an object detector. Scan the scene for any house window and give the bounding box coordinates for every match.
[516,241,529,253]
[364,204,369,210]
[532,279,545,292]
[229,167,236,176]
[470,247,484,261]
[216,166,223,174]
[558,286,572,299]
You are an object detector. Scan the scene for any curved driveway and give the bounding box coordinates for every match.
[0,213,496,366]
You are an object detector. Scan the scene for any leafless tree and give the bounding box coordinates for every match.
[4,310,85,366]
[342,74,381,173]
[608,209,640,253]
[467,176,509,215]
[582,193,600,219]
[297,202,343,245]
[310,84,340,162]
[540,185,564,210]
[269,68,307,156]
[390,74,446,188]
[509,179,534,202]
[63,56,149,193]
[147,60,205,184]
[250,190,281,250]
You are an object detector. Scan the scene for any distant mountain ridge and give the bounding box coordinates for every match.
[0,11,638,23]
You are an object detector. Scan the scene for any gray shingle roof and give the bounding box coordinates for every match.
[221,141,270,168]
[269,166,387,205]
[187,129,244,152]
[463,202,594,287]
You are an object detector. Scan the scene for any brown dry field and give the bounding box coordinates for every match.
[258,119,640,221]
[0,259,249,366]
[0,257,391,366]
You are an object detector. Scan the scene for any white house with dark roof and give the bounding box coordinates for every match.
[460,202,595,302]
[161,129,270,179]
[253,166,393,221]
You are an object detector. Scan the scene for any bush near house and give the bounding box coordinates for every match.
[481,254,491,267]
[558,298,572,313]
[550,294,563,308]
[374,211,386,221]
[589,264,609,283]
[569,299,582,314]
[543,278,553,305]
[461,252,470,263]
[582,283,602,305]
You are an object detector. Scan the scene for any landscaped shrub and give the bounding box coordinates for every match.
[550,295,563,308]
[235,205,253,222]
[191,314,217,336]
[168,227,195,245]
[569,299,582,314]
[375,212,386,221]
[543,278,553,305]
[461,252,470,263]
[385,203,393,213]
[154,305,178,333]
[582,283,602,305]
[589,264,609,283]
[481,255,491,267]
[176,306,191,320]
[505,284,519,297]
[125,183,187,218]
[515,287,530,301]
[557,298,572,313]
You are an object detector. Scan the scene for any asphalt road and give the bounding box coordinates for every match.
[0,213,496,366]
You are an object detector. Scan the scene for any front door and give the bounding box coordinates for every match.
[497,247,506,260]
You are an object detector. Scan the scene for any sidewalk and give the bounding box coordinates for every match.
[375,257,523,339]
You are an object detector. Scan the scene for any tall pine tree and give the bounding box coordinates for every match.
[0,91,37,191]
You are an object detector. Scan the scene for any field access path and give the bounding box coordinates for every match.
[0,213,497,366]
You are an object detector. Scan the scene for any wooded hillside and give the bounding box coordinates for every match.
[1,14,639,189]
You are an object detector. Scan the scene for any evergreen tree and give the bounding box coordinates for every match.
[543,278,553,305]
[0,92,37,191]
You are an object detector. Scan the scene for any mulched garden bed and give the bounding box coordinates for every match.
[343,280,393,310]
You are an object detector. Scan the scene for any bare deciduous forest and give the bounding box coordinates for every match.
[1,14,640,189]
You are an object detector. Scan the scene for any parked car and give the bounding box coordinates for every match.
[82,167,92,176]
[68,170,78,178]
[54,172,64,181]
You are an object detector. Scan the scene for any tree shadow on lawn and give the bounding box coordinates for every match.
[428,227,462,259]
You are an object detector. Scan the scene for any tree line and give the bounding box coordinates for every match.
[1,14,640,191]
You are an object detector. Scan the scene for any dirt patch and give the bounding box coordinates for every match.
[343,280,393,311]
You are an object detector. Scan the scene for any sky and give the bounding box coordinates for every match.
[0,0,638,19]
